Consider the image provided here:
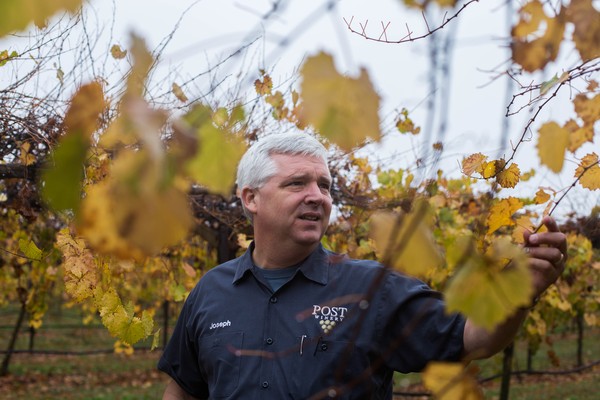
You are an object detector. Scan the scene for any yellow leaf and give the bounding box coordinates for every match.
[369,200,443,277]
[487,197,523,234]
[511,0,566,72]
[185,116,246,196]
[512,1,544,38]
[584,313,598,326]
[0,0,82,37]
[512,215,534,244]
[19,142,36,166]
[212,108,228,127]
[57,230,99,303]
[300,52,381,150]
[395,108,421,135]
[445,237,533,329]
[423,362,483,400]
[237,233,252,250]
[172,82,188,103]
[565,0,600,62]
[110,44,127,59]
[114,340,134,355]
[496,163,520,188]
[527,310,548,336]
[534,189,551,204]
[63,81,106,136]
[537,122,569,173]
[79,171,193,260]
[481,161,497,179]
[126,34,153,98]
[575,153,600,190]
[461,153,487,176]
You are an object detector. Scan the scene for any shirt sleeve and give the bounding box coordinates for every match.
[377,272,466,373]
[158,294,209,399]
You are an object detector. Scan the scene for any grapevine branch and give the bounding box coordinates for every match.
[503,59,600,167]
[343,0,479,44]
[534,158,600,233]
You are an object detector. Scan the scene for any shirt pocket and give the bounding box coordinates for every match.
[291,338,367,399]
[198,331,244,398]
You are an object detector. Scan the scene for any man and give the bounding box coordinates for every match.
[159,132,567,399]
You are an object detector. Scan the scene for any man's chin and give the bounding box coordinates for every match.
[293,234,323,247]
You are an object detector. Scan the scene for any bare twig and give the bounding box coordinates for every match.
[343,0,479,44]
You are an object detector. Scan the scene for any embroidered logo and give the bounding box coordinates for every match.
[312,305,348,334]
[209,320,231,330]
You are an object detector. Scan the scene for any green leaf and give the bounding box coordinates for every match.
[186,120,246,196]
[0,50,18,66]
[96,289,153,345]
[170,283,187,302]
[540,72,569,96]
[445,237,533,330]
[41,131,88,211]
[18,239,42,260]
[151,330,161,351]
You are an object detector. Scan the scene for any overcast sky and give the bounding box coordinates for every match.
[4,0,598,217]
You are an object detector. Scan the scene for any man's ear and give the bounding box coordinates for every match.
[240,187,258,214]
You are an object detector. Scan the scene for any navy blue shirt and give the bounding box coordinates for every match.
[158,244,465,399]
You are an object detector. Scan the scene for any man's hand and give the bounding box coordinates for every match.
[463,216,568,361]
[523,216,567,302]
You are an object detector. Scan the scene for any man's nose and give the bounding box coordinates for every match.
[304,182,323,204]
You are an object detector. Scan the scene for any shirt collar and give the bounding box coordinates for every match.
[232,242,329,285]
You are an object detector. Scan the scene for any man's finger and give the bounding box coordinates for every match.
[542,216,560,232]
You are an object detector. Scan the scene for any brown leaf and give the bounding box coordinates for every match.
[512,1,566,72]
[565,0,600,61]
[461,153,487,176]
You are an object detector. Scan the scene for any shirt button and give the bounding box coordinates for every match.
[270,297,278,303]
[262,381,269,388]
[266,338,274,345]
[321,343,328,351]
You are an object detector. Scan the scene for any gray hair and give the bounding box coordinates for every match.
[236,132,329,220]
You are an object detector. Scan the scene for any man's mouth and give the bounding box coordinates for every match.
[299,214,320,221]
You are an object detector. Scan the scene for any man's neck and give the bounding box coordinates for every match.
[251,242,317,269]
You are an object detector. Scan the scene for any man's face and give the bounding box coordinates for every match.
[246,153,332,251]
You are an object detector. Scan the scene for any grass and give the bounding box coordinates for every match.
[1,305,599,399]
[1,352,168,400]
[393,327,600,399]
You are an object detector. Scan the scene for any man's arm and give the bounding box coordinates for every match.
[462,216,567,360]
[162,379,203,400]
